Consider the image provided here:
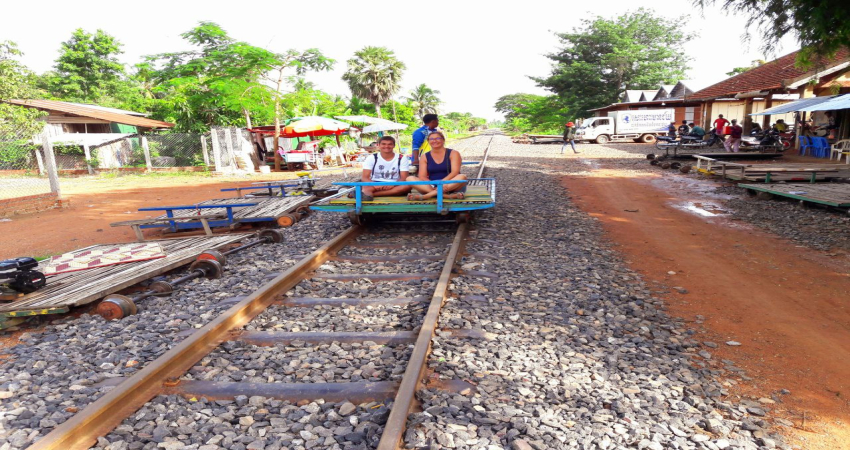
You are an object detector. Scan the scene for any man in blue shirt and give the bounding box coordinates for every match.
[411,114,439,164]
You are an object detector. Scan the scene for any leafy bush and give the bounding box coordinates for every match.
[0,140,35,169]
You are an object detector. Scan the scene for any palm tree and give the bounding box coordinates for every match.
[405,83,441,119]
[342,46,405,118]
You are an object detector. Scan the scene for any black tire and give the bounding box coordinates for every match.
[348,211,364,226]
[670,162,682,170]
[646,153,656,160]
[650,159,659,166]
[595,135,609,145]
[641,134,656,143]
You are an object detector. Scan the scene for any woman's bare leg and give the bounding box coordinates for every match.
[441,174,468,193]
[406,176,436,195]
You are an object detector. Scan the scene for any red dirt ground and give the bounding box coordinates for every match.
[563,168,850,450]
[0,171,321,260]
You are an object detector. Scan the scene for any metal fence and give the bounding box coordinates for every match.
[87,132,209,169]
[140,133,208,168]
[0,128,56,201]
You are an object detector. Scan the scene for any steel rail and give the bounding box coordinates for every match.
[376,221,469,450]
[376,131,493,449]
[28,226,361,450]
[475,132,496,180]
[376,131,494,449]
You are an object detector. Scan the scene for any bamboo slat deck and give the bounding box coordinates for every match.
[0,234,250,314]
[695,156,850,182]
[153,197,313,221]
[740,183,850,207]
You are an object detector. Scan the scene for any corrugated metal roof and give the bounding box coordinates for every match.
[65,103,149,117]
[3,99,173,129]
[690,49,850,100]
[751,96,836,115]
[798,93,850,112]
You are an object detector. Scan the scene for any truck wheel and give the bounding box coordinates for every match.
[595,135,609,145]
[641,134,656,143]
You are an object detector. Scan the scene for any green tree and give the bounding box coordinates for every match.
[405,83,441,119]
[42,29,126,103]
[0,41,46,168]
[534,9,693,117]
[494,93,546,121]
[0,41,45,134]
[695,0,849,67]
[494,93,569,134]
[146,22,333,141]
[342,46,406,118]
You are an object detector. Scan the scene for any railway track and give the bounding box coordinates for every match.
[28,133,496,450]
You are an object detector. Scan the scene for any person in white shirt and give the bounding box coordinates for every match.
[357,136,411,201]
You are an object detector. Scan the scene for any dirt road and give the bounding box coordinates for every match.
[563,167,850,450]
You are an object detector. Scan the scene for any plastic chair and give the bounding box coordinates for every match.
[812,137,830,158]
[798,136,813,156]
[831,139,850,161]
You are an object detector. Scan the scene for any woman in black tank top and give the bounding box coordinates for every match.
[406,131,468,201]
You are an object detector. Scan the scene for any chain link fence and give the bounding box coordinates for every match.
[0,128,54,201]
[86,132,209,169]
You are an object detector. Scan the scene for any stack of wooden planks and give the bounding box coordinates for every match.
[694,156,850,183]
[0,234,250,322]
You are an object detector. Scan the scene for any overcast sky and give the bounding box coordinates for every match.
[4,0,798,121]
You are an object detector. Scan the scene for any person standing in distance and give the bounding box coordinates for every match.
[561,122,579,154]
[713,114,729,141]
[724,119,743,152]
[411,114,439,166]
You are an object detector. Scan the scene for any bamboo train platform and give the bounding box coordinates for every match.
[0,234,250,324]
[694,156,850,183]
[739,183,850,209]
[152,197,312,222]
[112,196,313,240]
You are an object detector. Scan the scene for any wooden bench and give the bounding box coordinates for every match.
[111,214,225,242]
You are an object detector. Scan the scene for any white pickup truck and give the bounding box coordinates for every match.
[575,108,674,144]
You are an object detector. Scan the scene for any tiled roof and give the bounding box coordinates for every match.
[690,49,850,100]
[3,99,173,129]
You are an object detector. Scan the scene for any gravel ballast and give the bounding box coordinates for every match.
[405,136,787,450]
[0,134,789,449]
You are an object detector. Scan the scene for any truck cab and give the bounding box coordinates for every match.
[576,118,613,143]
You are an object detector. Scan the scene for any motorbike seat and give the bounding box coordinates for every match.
[0,257,39,273]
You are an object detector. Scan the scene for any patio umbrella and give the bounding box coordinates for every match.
[362,120,408,133]
[334,115,385,124]
[283,116,349,136]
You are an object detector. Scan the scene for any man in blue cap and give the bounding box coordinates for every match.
[411,114,439,168]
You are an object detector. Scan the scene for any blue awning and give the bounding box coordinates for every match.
[797,93,850,112]
[751,96,836,115]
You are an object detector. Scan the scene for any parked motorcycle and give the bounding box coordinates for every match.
[740,129,786,152]
[678,129,725,150]
[655,135,680,151]
[655,129,723,151]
